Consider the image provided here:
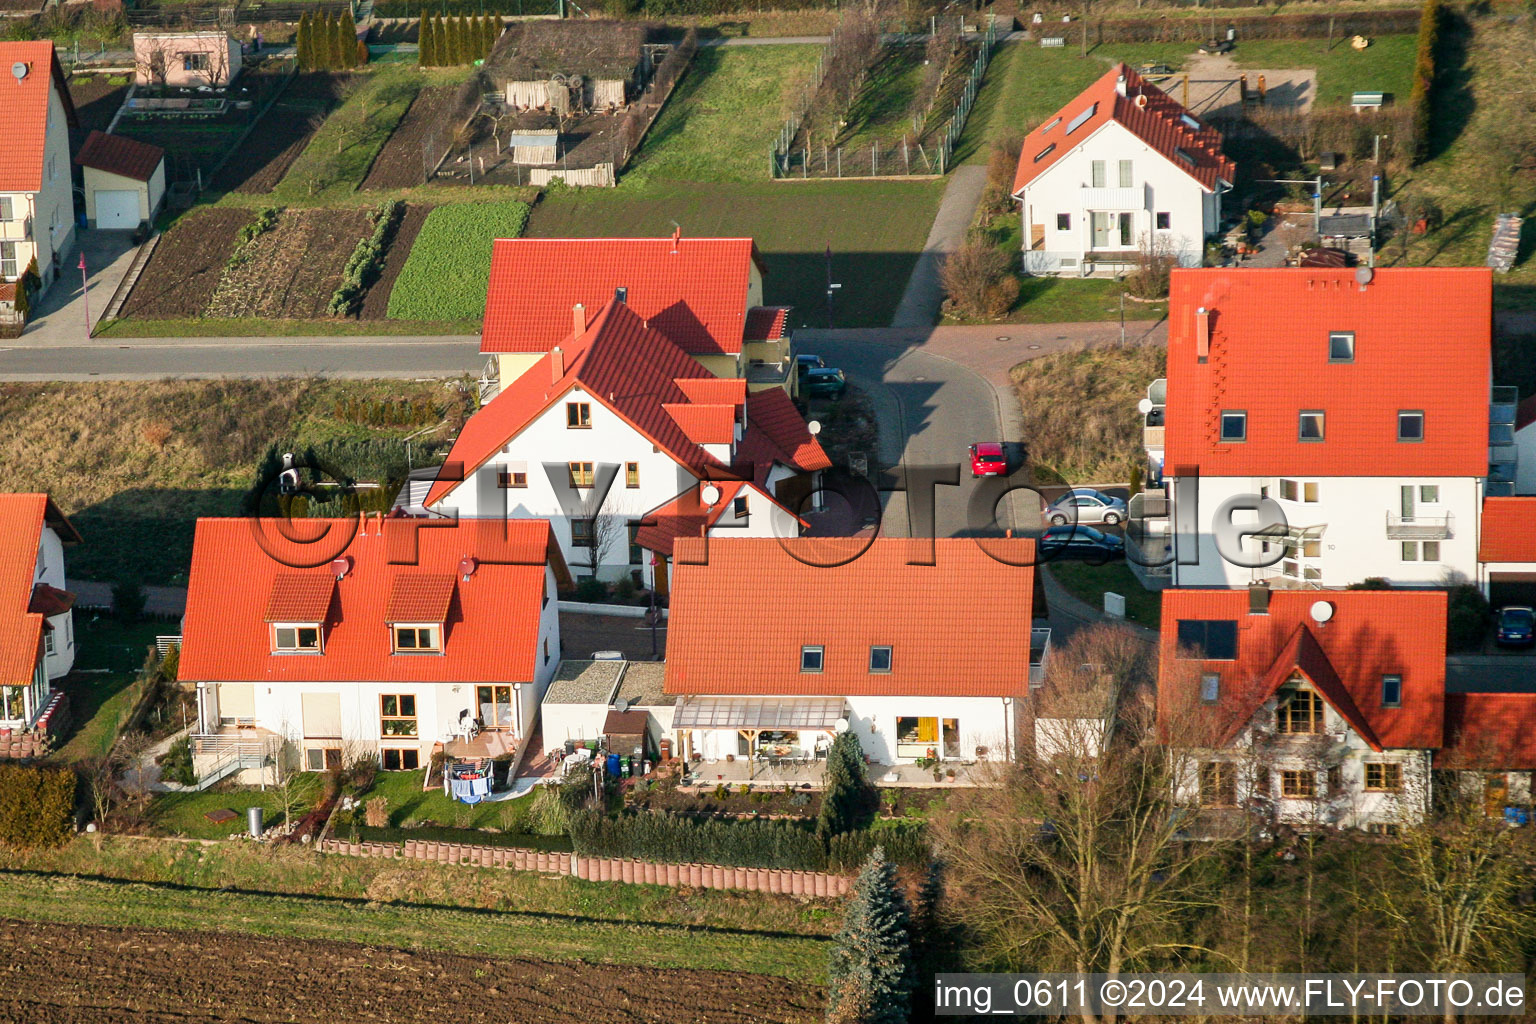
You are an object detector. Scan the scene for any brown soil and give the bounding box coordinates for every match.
[67,74,130,151]
[206,208,373,319]
[361,84,466,190]
[212,73,354,195]
[119,208,254,319]
[0,917,822,1023]
[359,202,432,319]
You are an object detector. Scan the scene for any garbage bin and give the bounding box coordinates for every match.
[247,807,264,838]
[605,752,621,777]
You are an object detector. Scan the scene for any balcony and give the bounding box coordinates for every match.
[1080,184,1146,211]
[0,216,32,242]
[1386,510,1453,540]
[1030,627,1053,688]
[746,357,792,388]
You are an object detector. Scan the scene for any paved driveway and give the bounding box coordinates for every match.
[19,229,140,344]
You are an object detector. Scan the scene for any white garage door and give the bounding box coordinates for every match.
[95,189,139,229]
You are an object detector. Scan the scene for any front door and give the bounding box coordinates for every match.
[1091,212,1110,248]
[653,556,669,597]
[477,685,513,730]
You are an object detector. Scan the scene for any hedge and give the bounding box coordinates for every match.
[328,200,404,317]
[828,821,930,871]
[385,201,530,322]
[0,764,76,847]
[1088,7,1421,44]
[1408,0,1443,164]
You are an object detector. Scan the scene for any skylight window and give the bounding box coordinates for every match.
[1180,113,1200,131]
[1175,147,1196,165]
[1041,116,1061,133]
[1065,103,1097,134]
[1034,143,1056,163]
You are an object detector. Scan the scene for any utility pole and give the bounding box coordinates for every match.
[78,252,91,338]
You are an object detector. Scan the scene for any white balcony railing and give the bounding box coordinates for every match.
[1385,510,1453,540]
[1029,627,1052,687]
[1081,184,1146,210]
[0,217,32,242]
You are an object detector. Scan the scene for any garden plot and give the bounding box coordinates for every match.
[118,208,254,319]
[209,72,354,194]
[386,201,529,321]
[359,203,433,318]
[360,84,475,190]
[66,73,131,150]
[206,208,374,319]
[112,69,289,186]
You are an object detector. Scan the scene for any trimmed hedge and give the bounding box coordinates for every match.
[1090,7,1420,44]
[828,821,929,872]
[328,200,404,317]
[1408,0,1443,164]
[0,764,76,847]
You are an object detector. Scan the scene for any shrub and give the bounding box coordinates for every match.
[159,736,196,787]
[386,202,530,321]
[829,822,930,871]
[570,809,831,870]
[328,199,404,316]
[939,240,1019,319]
[112,578,147,622]
[0,764,76,847]
[1447,583,1489,652]
[574,578,608,603]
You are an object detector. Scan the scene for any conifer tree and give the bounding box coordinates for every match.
[417,12,434,66]
[335,13,352,68]
[296,11,312,70]
[817,729,875,840]
[449,15,465,64]
[325,12,344,69]
[827,848,914,1024]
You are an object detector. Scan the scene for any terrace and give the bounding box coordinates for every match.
[678,755,990,789]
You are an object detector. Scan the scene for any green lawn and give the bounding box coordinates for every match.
[385,201,530,320]
[355,767,533,831]
[147,774,323,839]
[1230,34,1415,108]
[49,617,160,764]
[1046,560,1161,627]
[271,66,424,202]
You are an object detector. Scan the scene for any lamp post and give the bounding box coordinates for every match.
[78,252,91,338]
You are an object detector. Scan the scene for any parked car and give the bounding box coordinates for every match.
[796,354,826,376]
[969,442,1007,477]
[1038,525,1125,561]
[1042,488,1128,526]
[1495,606,1536,648]
[802,367,847,399]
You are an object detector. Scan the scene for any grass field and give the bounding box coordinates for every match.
[1046,560,1162,626]
[948,276,1168,325]
[148,775,324,839]
[386,201,531,320]
[354,768,532,831]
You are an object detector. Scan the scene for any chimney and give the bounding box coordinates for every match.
[1248,581,1270,615]
[670,225,681,253]
[550,345,564,383]
[615,286,627,305]
[1115,72,1127,98]
[1195,306,1210,361]
[572,302,586,335]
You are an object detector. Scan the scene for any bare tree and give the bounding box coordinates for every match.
[939,239,1020,319]
[578,488,633,582]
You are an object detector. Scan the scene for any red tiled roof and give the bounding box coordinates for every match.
[180,517,559,685]
[664,537,1038,697]
[674,377,746,407]
[1437,694,1536,769]
[1479,497,1536,563]
[1163,268,1492,477]
[634,481,806,558]
[28,583,75,618]
[1012,63,1233,194]
[664,403,736,445]
[0,42,74,193]
[75,129,164,182]
[0,283,14,303]
[384,573,456,623]
[1158,589,1447,751]
[263,573,336,623]
[480,237,764,356]
[0,494,50,685]
[738,387,832,486]
[744,306,790,342]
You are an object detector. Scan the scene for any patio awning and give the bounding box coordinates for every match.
[672,696,845,731]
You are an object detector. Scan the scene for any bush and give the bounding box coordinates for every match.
[574,578,608,603]
[0,764,76,847]
[112,578,147,622]
[528,783,570,835]
[328,200,404,317]
[1447,583,1489,652]
[159,736,196,787]
[940,240,1019,320]
[386,202,531,321]
[570,809,831,870]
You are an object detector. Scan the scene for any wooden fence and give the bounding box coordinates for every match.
[319,837,853,896]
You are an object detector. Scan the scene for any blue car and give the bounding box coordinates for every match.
[1495,606,1535,648]
[1038,524,1125,561]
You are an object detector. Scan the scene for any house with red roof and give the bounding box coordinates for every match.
[1010,64,1234,275]
[422,295,829,588]
[179,516,567,783]
[662,537,1050,769]
[479,233,797,396]
[0,42,78,315]
[1437,694,1536,817]
[0,494,81,735]
[1136,266,1498,589]
[1159,587,1445,829]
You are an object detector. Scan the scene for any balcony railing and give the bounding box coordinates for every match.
[1080,184,1146,210]
[747,358,792,386]
[0,217,32,242]
[1386,510,1453,540]
[1029,626,1052,687]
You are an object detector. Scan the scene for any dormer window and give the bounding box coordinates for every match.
[273,623,321,653]
[733,495,748,519]
[392,624,441,653]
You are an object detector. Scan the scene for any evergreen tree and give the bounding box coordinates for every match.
[448,15,465,64]
[11,276,30,320]
[909,859,953,1021]
[817,729,875,840]
[296,12,312,70]
[326,12,344,69]
[482,14,497,57]
[334,13,351,69]
[417,12,434,66]
[428,14,443,66]
[827,848,914,1024]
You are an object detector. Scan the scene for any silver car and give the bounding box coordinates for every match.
[1042,488,1128,526]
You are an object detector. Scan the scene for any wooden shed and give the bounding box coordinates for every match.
[483,20,646,112]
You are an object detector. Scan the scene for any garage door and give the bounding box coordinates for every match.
[95,189,139,229]
[1489,572,1536,608]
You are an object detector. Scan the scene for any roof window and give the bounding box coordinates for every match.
[1176,620,1238,660]
[1034,143,1056,162]
[1180,113,1200,131]
[1175,147,1196,165]
[1041,116,1061,133]
[1066,103,1098,134]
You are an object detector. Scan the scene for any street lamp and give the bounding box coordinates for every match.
[78,252,90,338]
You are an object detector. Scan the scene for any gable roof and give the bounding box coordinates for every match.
[664,537,1038,698]
[1163,267,1492,477]
[744,305,790,342]
[0,42,76,194]
[480,236,765,356]
[1012,63,1234,195]
[263,574,336,622]
[633,480,807,557]
[0,494,50,686]
[1158,588,1447,751]
[738,387,833,485]
[1480,497,1536,563]
[179,517,561,685]
[75,129,164,182]
[1437,694,1536,769]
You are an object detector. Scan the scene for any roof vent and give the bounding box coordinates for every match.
[1310,600,1335,625]
[458,556,478,581]
[331,555,352,580]
[11,62,28,83]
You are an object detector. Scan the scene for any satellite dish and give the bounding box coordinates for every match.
[1355,266,1374,286]
[807,420,822,435]
[1310,600,1335,624]
[834,718,850,733]
[11,62,27,82]
[1136,398,1154,415]
[614,698,629,713]
[701,483,721,505]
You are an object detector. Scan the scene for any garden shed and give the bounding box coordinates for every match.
[75,130,166,230]
[483,20,647,111]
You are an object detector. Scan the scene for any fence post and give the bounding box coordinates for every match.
[837,148,841,177]
[803,147,808,178]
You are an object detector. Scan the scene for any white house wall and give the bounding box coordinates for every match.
[36,525,73,679]
[541,702,610,746]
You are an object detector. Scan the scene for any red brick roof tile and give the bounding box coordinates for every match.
[738,387,832,483]
[27,583,75,618]
[744,305,789,342]
[1479,497,1536,563]
[634,481,806,558]
[0,42,74,194]
[1437,694,1536,769]
[75,129,164,182]
[663,403,736,445]
[674,377,746,407]
[263,573,337,623]
[0,494,50,686]
[384,573,456,623]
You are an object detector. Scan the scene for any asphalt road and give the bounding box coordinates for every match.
[0,337,482,379]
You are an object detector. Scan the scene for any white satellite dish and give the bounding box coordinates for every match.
[807,420,822,435]
[1136,398,1154,415]
[700,483,721,505]
[11,62,27,82]
[1310,600,1334,624]
[833,718,849,733]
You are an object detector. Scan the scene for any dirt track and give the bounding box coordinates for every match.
[0,917,823,1023]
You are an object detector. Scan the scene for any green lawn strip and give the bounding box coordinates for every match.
[525,180,942,328]
[357,767,531,830]
[0,873,828,980]
[622,44,822,186]
[1229,34,1415,107]
[49,618,160,764]
[147,775,325,840]
[93,316,478,337]
[1046,561,1161,627]
[386,201,530,320]
[214,181,536,212]
[270,67,425,202]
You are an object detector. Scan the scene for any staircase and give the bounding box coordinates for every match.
[354,0,374,24]
[192,734,267,790]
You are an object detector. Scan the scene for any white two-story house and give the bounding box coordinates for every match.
[0,493,80,734]
[1160,586,1444,831]
[424,295,828,584]
[1136,266,1497,589]
[179,516,566,782]
[0,42,77,315]
[1011,63,1233,275]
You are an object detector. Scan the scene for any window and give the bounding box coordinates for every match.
[1277,689,1324,735]
[382,747,421,771]
[1118,159,1134,188]
[1329,331,1355,362]
[568,461,594,488]
[1,241,16,280]
[1401,540,1441,562]
[1065,102,1097,134]
[624,462,639,488]
[1419,485,1439,503]
[392,625,440,653]
[800,646,824,672]
[1199,672,1221,703]
[1175,147,1195,166]
[1056,213,1071,231]
[273,624,321,652]
[571,518,594,548]
[1200,762,1235,806]
[897,716,959,759]
[1219,410,1247,442]
[478,685,513,729]
[1156,211,1171,230]
[1091,160,1106,188]
[0,198,11,222]
[733,495,748,519]
[305,747,342,771]
[47,155,55,182]
[43,630,56,656]
[379,694,418,736]
[1254,767,1271,797]
[1281,769,1316,799]
[1180,112,1201,130]
[544,637,551,663]
[497,468,527,488]
[869,645,893,673]
[1366,821,1400,837]
[1398,410,1425,442]
[1278,479,1319,502]
[1299,411,1325,441]
[1176,620,1238,660]
[566,402,591,428]
[1041,116,1061,133]
[628,523,642,565]
[182,51,210,71]
[1365,762,1403,792]
[1035,143,1056,163]
[1,685,24,720]
[1381,674,1402,707]
[1326,764,1343,794]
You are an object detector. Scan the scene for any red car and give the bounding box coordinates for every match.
[969,442,1007,477]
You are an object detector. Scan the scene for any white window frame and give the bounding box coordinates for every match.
[391,623,441,653]
[272,622,322,653]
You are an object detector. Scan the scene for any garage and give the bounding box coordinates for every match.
[1489,572,1536,609]
[94,190,140,229]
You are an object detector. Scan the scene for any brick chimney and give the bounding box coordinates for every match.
[550,345,564,383]
[572,302,586,335]
[1195,307,1210,361]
